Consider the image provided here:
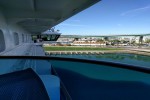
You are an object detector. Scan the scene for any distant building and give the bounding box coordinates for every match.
[57,37,74,43]
[72,39,106,46]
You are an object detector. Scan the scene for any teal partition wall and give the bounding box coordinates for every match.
[50,60,150,100]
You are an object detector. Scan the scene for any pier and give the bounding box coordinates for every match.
[45,51,105,55]
[45,49,150,56]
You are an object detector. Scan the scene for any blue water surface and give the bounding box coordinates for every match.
[50,53,150,67]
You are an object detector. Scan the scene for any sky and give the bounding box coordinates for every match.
[55,0,150,35]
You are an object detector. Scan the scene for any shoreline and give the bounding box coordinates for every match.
[45,49,150,56]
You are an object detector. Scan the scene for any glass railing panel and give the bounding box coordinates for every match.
[0,59,51,75]
[0,58,150,100]
[50,53,150,68]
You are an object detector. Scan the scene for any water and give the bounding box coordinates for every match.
[50,53,150,68]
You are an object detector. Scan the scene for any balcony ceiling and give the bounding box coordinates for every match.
[0,0,100,34]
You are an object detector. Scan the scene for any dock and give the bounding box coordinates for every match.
[45,51,104,56]
[45,49,150,56]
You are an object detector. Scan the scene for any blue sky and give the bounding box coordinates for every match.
[56,0,150,35]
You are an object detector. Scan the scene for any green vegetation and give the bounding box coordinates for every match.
[44,46,123,51]
[145,39,150,43]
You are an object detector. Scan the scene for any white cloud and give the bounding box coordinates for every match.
[58,23,87,27]
[121,5,150,16]
[70,19,81,22]
[117,24,122,26]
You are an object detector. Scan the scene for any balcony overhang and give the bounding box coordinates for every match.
[0,0,100,34]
